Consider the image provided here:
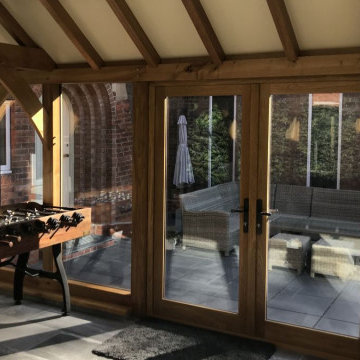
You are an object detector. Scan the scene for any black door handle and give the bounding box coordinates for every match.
[231,198,249,233]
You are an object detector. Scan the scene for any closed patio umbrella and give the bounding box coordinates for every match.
[173,115,195,187]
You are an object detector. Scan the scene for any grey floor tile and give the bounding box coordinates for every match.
[268,270,297,297]
[338,280,360,303]
[0,323,63,353]
[267,307,319,328]
[315,317,359,337]
[323,299,360,323]
[284,274,347,299]
[0,351,48,360]
[268,293,334,316]
[204,296,238,313]
[0,304,60,326]
[26,333,101,360]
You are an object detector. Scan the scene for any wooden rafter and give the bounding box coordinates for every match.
[266,0,299,62]
[106,0,160,66]
[38,0,103,70]
[0,67,44,140]
[0,43,55,71]
[0,2,37,47]
[181,0,224,66]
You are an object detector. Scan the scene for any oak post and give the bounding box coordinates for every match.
[42,84,61,272]
[131,82,150,315]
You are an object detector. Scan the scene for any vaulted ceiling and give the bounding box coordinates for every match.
[0,0,358,145]
[0,0,358,69]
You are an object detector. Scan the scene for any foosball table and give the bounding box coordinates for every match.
[0,202,91,314]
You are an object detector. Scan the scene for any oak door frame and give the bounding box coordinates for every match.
[256,81,360,360]
[150,83,259,336]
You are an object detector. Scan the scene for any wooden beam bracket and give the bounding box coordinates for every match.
[0,67,45,140]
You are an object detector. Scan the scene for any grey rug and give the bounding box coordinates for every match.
[92,319,275,360]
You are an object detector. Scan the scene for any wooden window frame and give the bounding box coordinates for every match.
[0,102,11,174]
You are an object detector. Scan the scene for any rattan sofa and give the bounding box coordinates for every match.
[179,182,239,255]
[270,185,360,238]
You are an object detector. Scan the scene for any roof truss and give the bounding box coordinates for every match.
[181,0,225,66]
[0,2,37,47]
[106,0,160,66]
[38,0,104,70]
[266,0,299,62]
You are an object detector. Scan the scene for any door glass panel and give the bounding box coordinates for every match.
[165,95,241,312]
[267,92,360,338]
[61,83,132,290]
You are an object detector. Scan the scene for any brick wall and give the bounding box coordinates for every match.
[62,83,133,235]
[0,83,133,236]
[0,85,42,206]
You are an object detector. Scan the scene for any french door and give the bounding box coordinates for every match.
[151,84,257,335]
[151,81,360,359]
[256,82,360,359]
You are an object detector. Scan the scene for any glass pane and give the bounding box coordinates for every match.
[267,92,360,338]
[0,87,43,269]
[61,83,132,291]
[0,114,5,166]
[165,95,241,312]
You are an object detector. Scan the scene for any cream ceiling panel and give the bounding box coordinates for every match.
[0,23,18,45]
[126,0,208,58]
[2,0,83,63]
[60,0,142,61]
[201,0,283,54]
[286,0,360,50]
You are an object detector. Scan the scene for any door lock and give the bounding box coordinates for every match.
[231,198,249,233]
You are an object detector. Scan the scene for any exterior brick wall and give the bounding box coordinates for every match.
[0,85,41,206]
[0,83,133,237]
[62,83,133,236]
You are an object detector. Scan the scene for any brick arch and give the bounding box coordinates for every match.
[94,83,114,192]
[62,84,92,200]
[81,84,103,193]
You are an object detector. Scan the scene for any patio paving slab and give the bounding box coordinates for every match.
[315,318,359,338]
[323,299,360,324]
[267,307,319,328]
[268,293,334,316]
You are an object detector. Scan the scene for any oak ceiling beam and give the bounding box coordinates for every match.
[38,0,103,70]
[0,2,37,47]
[19,53,360,84]
[0,43,55,70]
[106,0,160,66]
[266,0,299,62]
[181,0,225,66]
[0,67,44,140]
